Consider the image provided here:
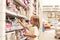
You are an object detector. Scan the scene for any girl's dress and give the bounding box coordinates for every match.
[33,26,39,40]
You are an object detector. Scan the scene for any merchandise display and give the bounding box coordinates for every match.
[43,5,60,39]
[6,0,29,38]
[6,0,36,40]
[6,17,29,40]
[1,0,60,40]
[6,0,28,17]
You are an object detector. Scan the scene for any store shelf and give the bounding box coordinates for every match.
[6,9,17,17]
[6,28,20,33]
[17,14,27,19]
[43,11,60,12]
[6,29,19,33]
[14,0,27,8]
[6,9,29,20]
[6,26,23,33]
[6,29,16,33]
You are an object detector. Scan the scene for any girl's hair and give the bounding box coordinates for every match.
[31,15,40,29]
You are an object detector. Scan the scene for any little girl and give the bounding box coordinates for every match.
[19,15,40,40]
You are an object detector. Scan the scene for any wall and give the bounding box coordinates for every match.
[0,0,5,40]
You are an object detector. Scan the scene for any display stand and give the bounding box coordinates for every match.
[6,0,39,40]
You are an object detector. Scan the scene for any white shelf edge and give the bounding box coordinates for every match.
[18,15,29,20]
[18,14,26,18]
[6,9,29,20]
[6,9,17,16]
[14,0,26,8]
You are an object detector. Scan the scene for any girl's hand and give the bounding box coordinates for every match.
[23,33,28,37]
[19,19,21,22]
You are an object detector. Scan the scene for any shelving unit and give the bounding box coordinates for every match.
[42,5,60,30]
[43,5,60,23]
[6,0,39,40]
[6,9,17,16]
[14,0,27,8]
[6,9,28,19]
[6,0,35,32]
[6,0,29,40]
[0,0,40,40]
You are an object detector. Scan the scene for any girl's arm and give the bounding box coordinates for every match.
[18,20,29,29]
[18,20,36,38]
[23,33,36,38]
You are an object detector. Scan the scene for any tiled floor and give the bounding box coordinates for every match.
[39,29,59,40]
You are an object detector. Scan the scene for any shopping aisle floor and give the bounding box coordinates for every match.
[40,29,59,40]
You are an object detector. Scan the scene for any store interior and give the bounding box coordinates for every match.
[5,0,60,40]
[40,5,60,40]
[0,0,60,40]
[6,0,39,40]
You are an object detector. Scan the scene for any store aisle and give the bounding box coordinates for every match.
[44,30,56,40]
[40,29,58,40]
